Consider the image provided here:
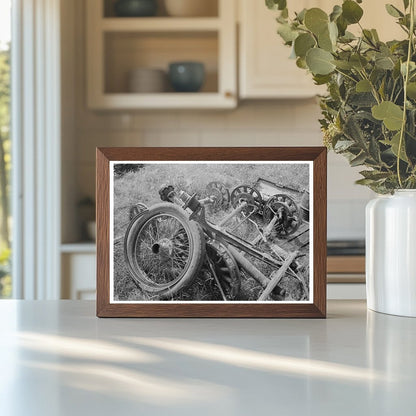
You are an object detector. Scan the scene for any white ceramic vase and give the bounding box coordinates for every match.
[366,190,416,317]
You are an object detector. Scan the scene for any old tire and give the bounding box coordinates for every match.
[124,203,206,298]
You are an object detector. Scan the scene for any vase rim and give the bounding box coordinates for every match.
[395,189,416,194]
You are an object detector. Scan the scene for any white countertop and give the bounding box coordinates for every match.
[0,300,415,415]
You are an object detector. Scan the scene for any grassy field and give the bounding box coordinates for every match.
[113,163,310,302]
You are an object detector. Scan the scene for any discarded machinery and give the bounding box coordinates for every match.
[124,182,307,301]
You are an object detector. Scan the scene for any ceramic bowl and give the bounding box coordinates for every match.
[128,68,167,93]
[168,62,205,92]
[114,0,158,17]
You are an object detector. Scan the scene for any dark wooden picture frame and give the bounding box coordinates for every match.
[96,147,327,318]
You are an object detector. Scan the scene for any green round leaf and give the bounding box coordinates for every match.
[313,74,332,85]
[407,82,416,99]
[318,29,333,52]
[318,22,338,52]
[333,60,352,70]
[306,48,335,75]
[386,132,408,162]
[336,15,348,36]
[294,33,316,57]
[296,8,307,23]
[371,101,404,131]
[296,57,308,69]
[304,8,329,35]
[266,0,287,11]
[328,21,338,43]
[342,0,364,24]
[350,54,368,70]
[385,4,403,18]
[375,55,395,70]
[356,79,372,92]
[330,5,342,22]
[277,23,298,43]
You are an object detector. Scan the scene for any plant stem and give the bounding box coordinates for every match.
[397,0,415,188]
[334,68,358,84]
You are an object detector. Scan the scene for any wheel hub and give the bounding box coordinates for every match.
[152,238,174,258]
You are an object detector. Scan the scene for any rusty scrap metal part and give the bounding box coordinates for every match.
[226,244,270,288]
[205,181,230,211]
[189,204,302,281]
[129,202,148,220]
[206,257,227,301]
[258,251,299,301]
[218,201,253,228]
[227,244,306,301]
[263,194,301,238]
[159,185,176,202]
[254,177,302,198]
[206,239,241,300]
[230,185,263,212]
[299,190,310,222]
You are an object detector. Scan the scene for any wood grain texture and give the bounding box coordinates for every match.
[327,274,365,283]
[96,148,110,317]
[96,147,327,318]
[327,256,365,274]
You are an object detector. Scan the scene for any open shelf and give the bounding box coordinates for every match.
[104,31,218,94]
[87,0,236,109]
[91,92,234,109]
[61,242,96,254]
[102,17,220,32]
[103,0,219,18]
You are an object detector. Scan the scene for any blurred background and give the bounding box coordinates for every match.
[1,0,404,300]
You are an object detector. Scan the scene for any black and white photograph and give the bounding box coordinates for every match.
[110,161,313,303]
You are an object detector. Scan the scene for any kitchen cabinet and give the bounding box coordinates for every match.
[238,0,404,99]
[86,0,237,109]
[86,0,404,108]
[61,244,96,300]
[327,256,366,299]
[238,0,325,99]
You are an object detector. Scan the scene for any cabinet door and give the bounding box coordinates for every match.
[238,0,404,99]
[62,253,96,300]
[239,0,326,99]
[359,0,404,41]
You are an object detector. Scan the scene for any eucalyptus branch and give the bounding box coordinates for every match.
[397,0,415,188]
[267,0,416,192]
[398,24,410,35]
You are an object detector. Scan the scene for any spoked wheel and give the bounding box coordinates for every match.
[230,185,262,214]
[129,202,148,220]
[263,194,301,238]
[206,240,240,300]
[206,181,230,211]
[124,203,206,298]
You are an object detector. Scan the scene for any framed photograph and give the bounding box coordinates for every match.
[96,147,327,318]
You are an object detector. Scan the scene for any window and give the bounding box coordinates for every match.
[0,0,11,298]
